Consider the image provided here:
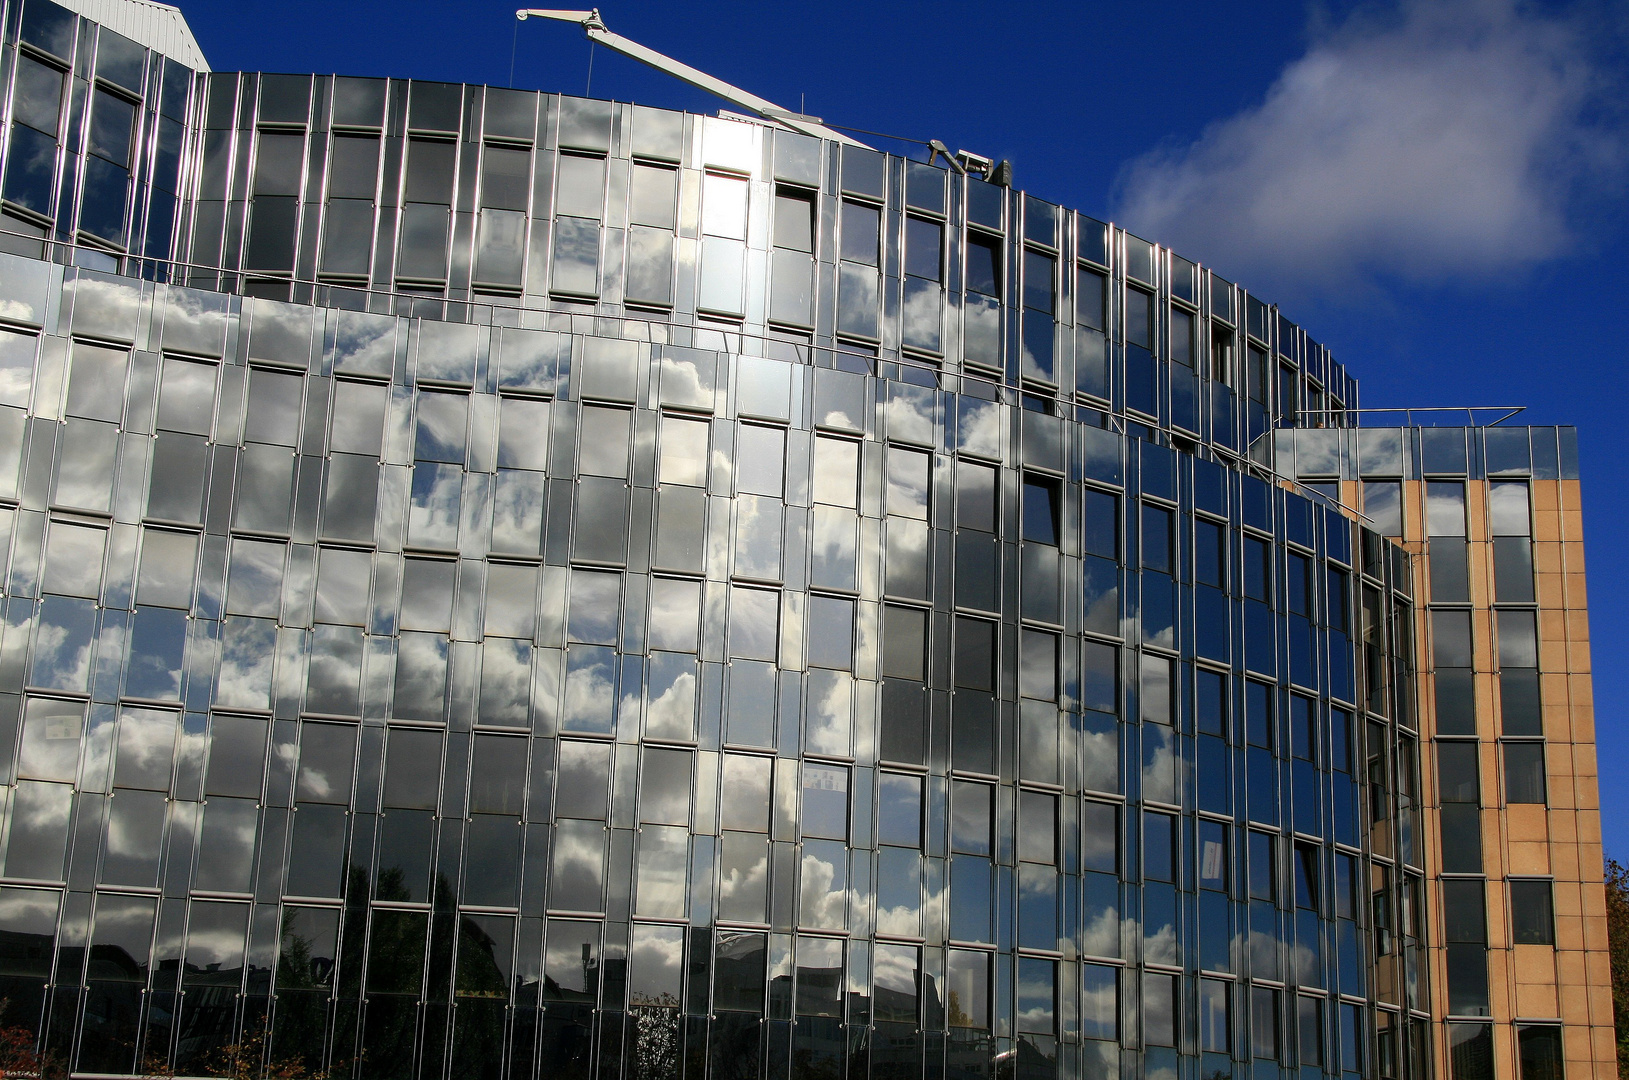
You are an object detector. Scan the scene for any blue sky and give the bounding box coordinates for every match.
[178,0,1629,852]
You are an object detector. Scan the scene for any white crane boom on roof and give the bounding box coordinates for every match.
[515,8,872,148]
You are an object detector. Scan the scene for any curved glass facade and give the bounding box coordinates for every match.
[0,255,1421,1079]
[0,2,1611,1080]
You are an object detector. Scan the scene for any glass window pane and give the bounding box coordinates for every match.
[89,90,135,167]
[735,425,784,497]
[296,722,356,803]
[639,747,692,825]
[556,155,606,219]
[947,949,989,1029]
[1022,476,1059,544]
[479,144,530,210]
[773,188,813,252]
[551,216,601,296]
[659,416,709,487]
[115,707,178,791]
[330,381,387,456]
[1510,880,1554,945]
[400,558,455,632]
[17,698,85,782]
[806,595,854,671]
[729,587,778,660]
[877,772,921,848]
[628,923,685,1006]
[1504,743,1546,803]
[314,548,371,625]
[630,163,678,229]
[328,133,379,199]
[1517,1025,1562,1080]
[0,329,37,409]
[13,56,64,135]
[813,437,858,508]
[882,605,925,680]
[840,202,879,265]
[137,529,199,609]
[720,755,771,832]
[322,199,374,276]
[226,538,284,617]
[206,715,267,798]
[497,398,550,471]
[905,216,941,281]
[67,342,129,422]
[801,763,848,840]
[702,174,748,240]
[579,406,630,478]
[243,368,303,446]
[42,521,105,598]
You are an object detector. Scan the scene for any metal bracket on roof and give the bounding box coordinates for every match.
[516,8,872,148]
[926,140,965,174]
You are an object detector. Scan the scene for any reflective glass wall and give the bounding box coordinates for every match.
[170,72,1358,465]
[0,251,1422,1079]
[0,0,194,268]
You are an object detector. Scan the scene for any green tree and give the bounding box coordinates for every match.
[1607,858,1629,1076]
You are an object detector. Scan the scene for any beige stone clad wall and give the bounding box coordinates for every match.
[1403,478,1615,1079]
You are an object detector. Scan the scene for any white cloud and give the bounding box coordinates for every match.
[1114,0,1621,292]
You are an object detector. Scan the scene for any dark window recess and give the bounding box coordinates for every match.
[1022,475,1060,545]
[1083,490,1117,559]
[245,197,298,272]
[1246,682,1273,750]
[1211,327,1233,385]
[956,463,997,533]
[322,200,374,277]
[1076,267,1105,331]
[1246,345,1268,404]
[4,124,59,216]
[882,605,926,682]
[1243,537,1271,602]
[966,233,1001,297]
[1493,536,1535,603]
[1503,743,1546,804]
[905,216,942,282]
[1141,505,1170,572]
[405,138,456,204]
[79,157,130,244]
[480,144,530,211]
[1437,742,1480,804]
[1518,1026,1562,1080]
[954,617,996,692]
[329,134,381,200]
[13,56,65,136]
[1278,365,1299,423]
[1171,308,1194,368]
[253,131,305,196]
[1196,520,1224,587]
[839,201,879,265]
[1023,250,1054,315]
[89,90,136,169]
[1124,287,1152,350]
[1509,880,1554,945]
[1500,670,1542,737]
[773,188,814,252]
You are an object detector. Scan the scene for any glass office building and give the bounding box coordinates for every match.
[0,1,1610,1078]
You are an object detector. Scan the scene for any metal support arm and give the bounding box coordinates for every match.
[517,8,870,148]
